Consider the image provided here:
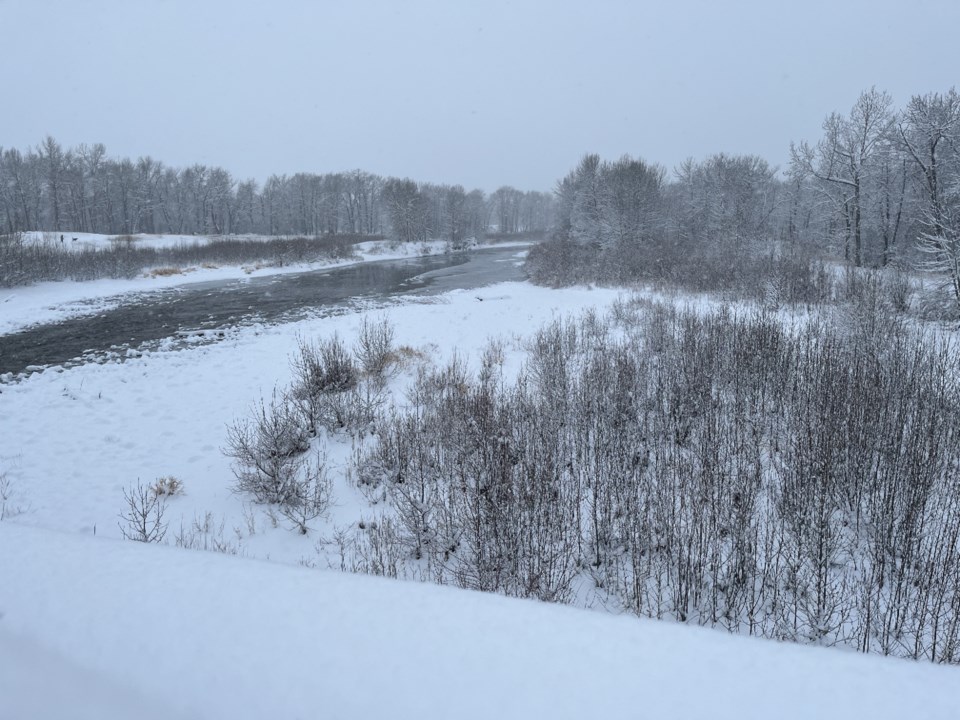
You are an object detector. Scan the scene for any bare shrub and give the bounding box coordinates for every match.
[279,452,334,535]
[291,334,359,430]
[479,338,506,384]
[840,268,907,343]
[174,511,240,554]
[351,516,405,579]
[293,334,358,395]
[118,482,167,543]
[0,234,362,288]
[348,300,960,662]
[224,389,310,505]
[0,472,23,521]
[884,268,912,313]
[355,315,396,383]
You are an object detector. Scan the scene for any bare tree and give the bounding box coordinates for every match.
[792,88,895,266]
[899,89,960,309]
[118,482,167,543]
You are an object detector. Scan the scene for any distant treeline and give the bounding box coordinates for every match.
[0,137,554,242]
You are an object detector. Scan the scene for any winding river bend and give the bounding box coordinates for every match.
[0,245,527,376]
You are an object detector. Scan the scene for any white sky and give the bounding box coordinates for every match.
[2,0,958,191]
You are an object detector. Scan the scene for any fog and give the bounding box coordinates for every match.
[2,0,959,189]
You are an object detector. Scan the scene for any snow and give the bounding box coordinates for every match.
[0,278,621,553]
[20,230,240,252]
[1,522,957,720]
[2,238,958,717]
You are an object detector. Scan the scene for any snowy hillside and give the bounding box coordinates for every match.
[1,522,958,720]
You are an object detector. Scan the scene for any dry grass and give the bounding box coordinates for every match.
[149,267,183,277]
[150,475,184,498]
[387,345,430,372]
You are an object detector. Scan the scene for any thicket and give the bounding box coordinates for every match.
[525,233,836,309]
[0,233,361,287]
[223,317,399,534]
[345,296,960,663]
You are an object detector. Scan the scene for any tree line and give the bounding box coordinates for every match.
[531,87,960,314]
[0,137,554,242]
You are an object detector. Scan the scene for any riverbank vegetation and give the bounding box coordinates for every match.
[208,86,960,664]
[0,233,364,286]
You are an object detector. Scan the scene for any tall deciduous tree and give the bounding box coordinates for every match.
[792,88,894,266]
[383,178,428,243]
[898,89,960,307]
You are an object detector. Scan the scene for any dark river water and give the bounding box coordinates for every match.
[0,245,527,376]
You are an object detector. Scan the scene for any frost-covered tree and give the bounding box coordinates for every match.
[604,155,665,244]
[672,153,777,245]
[569,154,609,246]
[792,88,895,266]
[898,89,960,308]
[491,186,523,234]
[442,184,467,245]
[383,178,429,243]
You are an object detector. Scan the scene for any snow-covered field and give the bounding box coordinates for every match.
[1,241,958,717]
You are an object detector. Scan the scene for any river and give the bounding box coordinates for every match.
[0,244,527,376]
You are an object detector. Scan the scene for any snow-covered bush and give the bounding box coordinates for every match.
[290,334,358,430]
[354,315,396,384]
[291,331,391,435]
[279,452,333,535]
[224,390,310,506]
[350,301,960,662]
[224,390,334,534]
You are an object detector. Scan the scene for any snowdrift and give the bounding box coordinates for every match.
[1,523,957,720]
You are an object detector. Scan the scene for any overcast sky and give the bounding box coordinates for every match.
[2,0,958,192]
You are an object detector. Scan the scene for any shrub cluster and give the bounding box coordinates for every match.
[0,233,364,287]
[350,300,960,662]
[525,233,838,308]
[223,316,398,533]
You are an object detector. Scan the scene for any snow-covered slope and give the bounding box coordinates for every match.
[1,522,957,720]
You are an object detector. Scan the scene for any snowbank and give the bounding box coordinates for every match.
[1,522,956,720]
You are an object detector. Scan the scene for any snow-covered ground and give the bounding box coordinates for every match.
[0,276,620,556]
[1,240,958,716]
[2,522,957,720]
[20,230,249,251]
